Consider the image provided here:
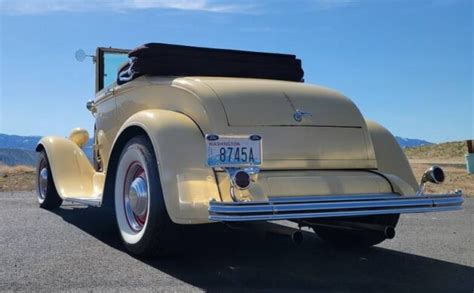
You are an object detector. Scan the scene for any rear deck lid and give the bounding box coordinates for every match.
[201,78,365,127]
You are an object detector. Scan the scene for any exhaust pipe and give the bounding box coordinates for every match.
[384,226,396,239]
[305,220,396,239]
[291,230,304,245]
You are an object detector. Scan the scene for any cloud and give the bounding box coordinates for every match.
[0,0,356,16]
[310,0,356,9]
[0,0,254,15]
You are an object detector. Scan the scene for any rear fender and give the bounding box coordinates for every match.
[109,110,220,224]
[366,120,418,194]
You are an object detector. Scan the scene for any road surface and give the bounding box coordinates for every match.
[0,192,473,292]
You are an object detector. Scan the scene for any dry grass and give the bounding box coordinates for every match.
[0,164,35,175]
[409,161,472,196]
[405,141,468,162]
[0,164,36,192]
[404,141,472,196]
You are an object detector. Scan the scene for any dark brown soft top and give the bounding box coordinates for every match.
[117,43,304,84]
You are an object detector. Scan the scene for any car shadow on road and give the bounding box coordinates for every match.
[52,205,474,292]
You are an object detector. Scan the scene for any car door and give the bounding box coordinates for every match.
[93,47,129,171]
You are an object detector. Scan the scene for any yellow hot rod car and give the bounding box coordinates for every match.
[36,43,463,256]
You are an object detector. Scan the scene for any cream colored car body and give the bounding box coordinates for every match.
[37,75,418,224]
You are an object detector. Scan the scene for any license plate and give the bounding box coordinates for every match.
[206,134,262,167]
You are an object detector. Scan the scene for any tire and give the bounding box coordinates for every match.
[311,214,400,248]
[114,135,174,256]
[36,151,63,209]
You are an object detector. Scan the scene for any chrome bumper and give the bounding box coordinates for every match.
[208,192,464,222]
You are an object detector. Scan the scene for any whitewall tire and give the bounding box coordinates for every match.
[36,151,62,209]
[114,135,173,256]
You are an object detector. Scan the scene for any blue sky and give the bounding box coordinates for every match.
[0,0,472,143]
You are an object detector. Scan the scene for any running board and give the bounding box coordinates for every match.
[209,192,464,222]
[63,197,102,207]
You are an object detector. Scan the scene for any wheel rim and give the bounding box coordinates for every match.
[38,162,48,200]
[123,162,149,232]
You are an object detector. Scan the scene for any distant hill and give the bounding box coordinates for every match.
[0,134,42,166]
[0,148,38,166]
[404,141,468,161]
[0,133,93,166]
[395,136,432,148]
[0,134,42,150]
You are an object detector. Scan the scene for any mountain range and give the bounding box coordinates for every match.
[0,133,93,166]
[395,137,432,148]
[0,133,432,166]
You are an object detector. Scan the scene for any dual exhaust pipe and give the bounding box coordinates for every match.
[229,220,395,246]
[307,220,396,240]
[263,221,395,246]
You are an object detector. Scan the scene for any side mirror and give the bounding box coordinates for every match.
[75,49,96,63]
[75,49,87,62]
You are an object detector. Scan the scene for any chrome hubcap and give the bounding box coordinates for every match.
[124,163,148,232]
[38,167,48,200]
[129,177,148,217]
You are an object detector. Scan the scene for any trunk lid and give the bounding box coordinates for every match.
[175,77,377,169]
[202,78,364,127]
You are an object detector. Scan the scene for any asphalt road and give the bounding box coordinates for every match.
[0,192,473,292]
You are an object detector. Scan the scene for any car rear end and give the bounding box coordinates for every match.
[170,76,463,244]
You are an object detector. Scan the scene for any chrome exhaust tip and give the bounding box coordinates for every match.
[291,230,304,245]
[227,169,252,202]
[232,170,251,190]
[384,226,396,239]
[418,165,445,196]
[421,165,445,185]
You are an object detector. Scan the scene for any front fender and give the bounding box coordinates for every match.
[36,136,101,199]
[114,110,220,224]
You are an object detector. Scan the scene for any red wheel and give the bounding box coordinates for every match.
[122,162,148,232]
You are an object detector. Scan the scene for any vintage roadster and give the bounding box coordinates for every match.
[36,43,463,256]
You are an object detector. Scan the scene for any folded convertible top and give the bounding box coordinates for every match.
[117,43,304,84]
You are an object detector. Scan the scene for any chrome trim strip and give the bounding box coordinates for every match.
[64,197,102,207]
[268,193,399,203]
[209,192,463,222]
